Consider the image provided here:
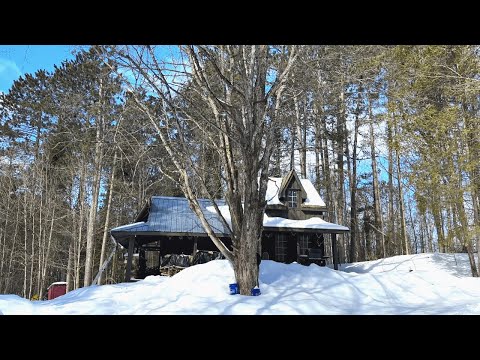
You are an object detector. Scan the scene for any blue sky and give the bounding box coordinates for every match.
[0,45,183,94]
[0,45,78,93]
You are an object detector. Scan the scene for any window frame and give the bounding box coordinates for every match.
[287,189,298,208]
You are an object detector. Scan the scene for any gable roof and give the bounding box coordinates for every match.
[266,175,326,208]
[278,169,307,201]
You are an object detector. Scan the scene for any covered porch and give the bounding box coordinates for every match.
[111,225,348,282]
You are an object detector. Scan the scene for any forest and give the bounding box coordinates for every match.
[0,45,479,299]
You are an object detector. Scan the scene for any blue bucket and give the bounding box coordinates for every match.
[229,283,239,295]
[251,287,261,296]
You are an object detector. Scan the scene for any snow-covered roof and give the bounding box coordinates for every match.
[111,172,338,248]
[47,282,67,290]
[110,221,149,232]
[111,197,232,247]
[299,179,326,207]
[266,176,326,207]
[49,282,67,285]
[206,204,348,232]
[265,177,283,205]
[263,215,349,231]
[111,195,347,247]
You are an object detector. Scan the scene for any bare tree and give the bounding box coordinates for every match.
[109,45,298,294]
[368,99,385,258]
[98,150,117,284]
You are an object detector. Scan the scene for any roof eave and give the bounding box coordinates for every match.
[301,205,327,210]
[263,226,349,233]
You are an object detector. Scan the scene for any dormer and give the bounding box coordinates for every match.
[265,170,327,220]
[278,170,308,208]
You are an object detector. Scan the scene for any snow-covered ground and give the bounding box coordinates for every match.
[1,253,479,315]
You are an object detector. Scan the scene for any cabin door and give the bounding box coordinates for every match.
[285,234,298,264]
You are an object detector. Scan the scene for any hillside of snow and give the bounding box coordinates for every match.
[1,253,479,314]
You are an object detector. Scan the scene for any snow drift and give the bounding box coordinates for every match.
[0,253,479,315]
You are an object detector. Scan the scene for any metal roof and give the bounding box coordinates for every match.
[111,195,348,249]
[111,196,230,239]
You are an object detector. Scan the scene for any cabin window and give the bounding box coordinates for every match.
[275,234,287,262]
[287,189,298,208]
[298,234,310,256]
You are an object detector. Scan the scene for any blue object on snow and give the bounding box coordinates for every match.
[229,283,239,295]
[251,287,261,296]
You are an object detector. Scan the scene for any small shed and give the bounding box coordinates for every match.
[47,282,67,300]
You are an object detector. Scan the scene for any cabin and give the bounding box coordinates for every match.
[110,170,349,281]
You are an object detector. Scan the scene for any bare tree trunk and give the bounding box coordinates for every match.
[472,192,480,275]
[83,162,101,287]
[465,243,479,277]
[290,119,295,171]
[447,204,454,252]
[98,152,117,285]
[337,85,346,261]
[272,126,282,177]
[387,111,395,256]
[396,150,409,255]
[462,99,480,274]
[66,239,74,292]
[470,174,480,273]
[84,97,104,287]
[432,195,445,253]
[4,198,20,294]
[455,173,478,276]
[419,212,425,253]
[39,206,55,299]
[313,100,331,219]
[419,213,428,254]
[0,186,12,293]
[36,170,45,297]
[425,213,433,252]
[369,104,385,259]
[28,192,35,299]
[314,119,321,190]
[293,91,307,178]
[407,198,418,254]
[349,94,360,263]
[65,174,76,292]
[22,193,28,298]
[233,182,265,294]
[321,113,333,223]
[75,161,86,289]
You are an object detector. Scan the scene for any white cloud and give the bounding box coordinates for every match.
[0,58,22,77]
[0,58,22,92]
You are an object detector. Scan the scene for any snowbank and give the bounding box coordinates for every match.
[0,253,479,315]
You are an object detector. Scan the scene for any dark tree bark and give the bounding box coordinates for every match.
[349,92,360,263]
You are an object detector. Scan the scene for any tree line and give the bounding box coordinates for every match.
[0,45,479,298]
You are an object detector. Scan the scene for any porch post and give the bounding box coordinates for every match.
[139,248,146,278]
[193,237,198,255]
[125,237,135,282]
[331,233,338,270]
